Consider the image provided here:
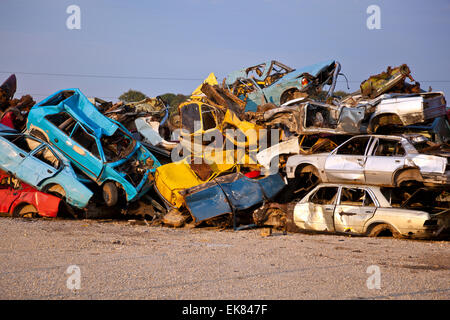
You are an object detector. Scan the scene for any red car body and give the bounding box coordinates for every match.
[0,170,61,217]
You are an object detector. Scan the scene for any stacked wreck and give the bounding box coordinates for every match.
[0,60,448,239]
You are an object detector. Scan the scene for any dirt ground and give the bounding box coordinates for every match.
[0,217,449,300]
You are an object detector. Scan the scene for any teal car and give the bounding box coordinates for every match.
[26,89,161,207]
[224,60,340,112]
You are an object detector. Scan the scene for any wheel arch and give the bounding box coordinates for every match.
[392,167,423,187]
[28,126,50,143]
[42,183,66,198]
[368,113,403,133]
[364,221,402,238]
[11,202,38,217]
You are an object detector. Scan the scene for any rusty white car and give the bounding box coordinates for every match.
[293,183,449,239]
[286,134,449,188]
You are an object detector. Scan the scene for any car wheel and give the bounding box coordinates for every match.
[103,182,118,207]
[367,223,401,238]
[13,204,38,218]
[46,185,66,198]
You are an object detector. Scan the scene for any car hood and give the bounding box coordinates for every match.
[280,60,336,82]
[224,60,335,86]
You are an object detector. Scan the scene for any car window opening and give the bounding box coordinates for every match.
[181,103,200,134]
[340,188,375,207]
[3,134,39,153]
[336,137,370,155]
[100,129,135,162]
[72,125,100,159]
[310,186,339,205]
[33,146,60,169]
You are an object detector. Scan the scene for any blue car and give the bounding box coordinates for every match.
[224,60,340,111]
[26,89,161,207]
[181,172,286,226]
[0,130,93,209]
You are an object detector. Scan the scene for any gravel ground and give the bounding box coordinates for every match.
[0,217,449,300]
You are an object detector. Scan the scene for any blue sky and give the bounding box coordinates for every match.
[1,0,449,102]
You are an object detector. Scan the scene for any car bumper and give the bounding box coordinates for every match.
[422,171,450,186]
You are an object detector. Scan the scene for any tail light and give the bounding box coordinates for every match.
[301,78,308,86]
[244,170,261,179]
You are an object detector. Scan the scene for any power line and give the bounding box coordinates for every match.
[15,92,118,100]
[0,71,204,81]
[1,71,450,83]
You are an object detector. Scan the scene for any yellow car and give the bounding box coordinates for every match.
[154,156,236,208]
[177,100,268,162]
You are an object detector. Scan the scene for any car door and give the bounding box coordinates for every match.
[178,102,201,157]
[21,144,60,187]
[0,134,40,177]
[0,176,14,213]
[334,186,378,234]
[364,138,406,185]
[324,136,372,183]
[294,186,339,232]
[68,123,103,179]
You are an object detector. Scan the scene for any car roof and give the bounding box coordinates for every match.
[33,88,118,138]
[312,183,380,190]
[352,134,404,141]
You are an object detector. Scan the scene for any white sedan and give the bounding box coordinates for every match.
[293,183,449,239]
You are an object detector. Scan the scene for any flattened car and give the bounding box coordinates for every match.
[181,172,286,225]
[26,89,161,207]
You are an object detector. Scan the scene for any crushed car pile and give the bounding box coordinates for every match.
[0,60,449,239]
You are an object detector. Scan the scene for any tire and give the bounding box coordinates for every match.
[367,223,401,238]
[103,182,118,207]
[46,185,66,198]
[13,204,38,218]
